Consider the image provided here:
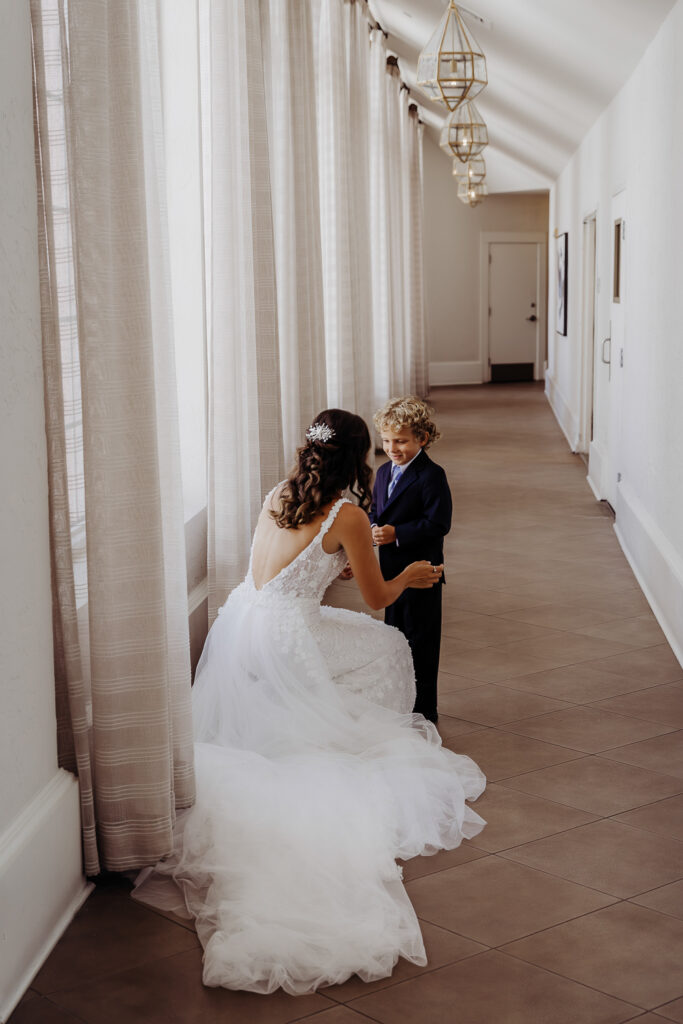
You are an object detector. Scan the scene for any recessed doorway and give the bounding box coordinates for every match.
[480,232,547,383]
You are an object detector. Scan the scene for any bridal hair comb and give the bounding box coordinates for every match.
[306,422,335,443]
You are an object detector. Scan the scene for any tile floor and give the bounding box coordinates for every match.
[11,383,683,1024]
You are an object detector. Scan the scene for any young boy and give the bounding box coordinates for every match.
[370,397,452,723]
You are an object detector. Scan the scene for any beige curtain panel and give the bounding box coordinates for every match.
[31,0,194,875]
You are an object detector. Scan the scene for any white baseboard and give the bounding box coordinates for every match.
[614,482,683,669]
[586,439,606,501]
[0,769,90,1023]
[544,372,579,451]
[429,361,483,386]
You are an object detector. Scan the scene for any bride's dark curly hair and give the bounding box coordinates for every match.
[272,409,373,529]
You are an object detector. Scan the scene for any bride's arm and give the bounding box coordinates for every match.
[333,505,442,610]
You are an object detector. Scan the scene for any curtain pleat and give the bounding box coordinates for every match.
[317,0,357,410]
[368,29,394,407]
[404,111,428,396]
[32,0,194,874]
[343,0,375,431]
[260,0,327,461]
[201,0,285,622]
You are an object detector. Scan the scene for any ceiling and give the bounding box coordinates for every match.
[369,0,677,193]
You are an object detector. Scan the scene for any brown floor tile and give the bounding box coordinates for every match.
[468,784,598,853]
[439,684,570,726]
[604,732,683,779]
[434,713,483,740]
[323,921,486,1003]
[615,795,683,842]
[633,1016,681,1022]
[568,588,654,619]
[501,819,683,898]
[441,611,560,647]
[502,901,683,1009]
[631,880,683,920]
[440,634,489,660]
[574,615,667,649]
[499,602,628,632]
[438,669,491,693]
[32,879,198,995]
[347,949,638,1024]
[49,948,333,1024]
[437,641,564,683]
[501,579,637,607]
[8,995,83,1024]
[399,842,488,882]
[405,856,615,947]
[594,682,683,729]
[447,567,544,593]
[500,755,683,816]
[502,662,666,703]
[590,645,683,685]
[489,631,634,671]
[302,1008,382,1023]
[444,729,582,781]
[656,996,683,1021]
[500,706,676,752]
[448,586,546,616]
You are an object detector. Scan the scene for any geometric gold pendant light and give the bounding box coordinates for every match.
[417,1,487,111]
[440,100,488,162]
[457,179,488,207]
[452,154,486,187]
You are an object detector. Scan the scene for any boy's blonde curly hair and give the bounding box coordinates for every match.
[373,396,441,449]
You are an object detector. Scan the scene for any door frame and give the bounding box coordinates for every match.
[578,212,598,454]
[479,232,548,383]
[604,189,627,511]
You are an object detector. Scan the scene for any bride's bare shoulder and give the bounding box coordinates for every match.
[333,501,371,533]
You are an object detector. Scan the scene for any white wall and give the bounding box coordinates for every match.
[422,132,549,383]
[547,0,683,664]
[0,4,88,1018]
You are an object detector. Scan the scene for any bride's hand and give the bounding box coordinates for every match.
[406,561,443,589]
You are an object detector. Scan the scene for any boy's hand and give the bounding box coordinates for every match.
[338,562,354,580]
[372,524,396,546]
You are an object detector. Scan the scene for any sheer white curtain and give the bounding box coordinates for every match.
[32,0,194,874]
[200,0,285,621]
[260,0,327,461]
[344,0,375,431]
[317,0,373,426]
[385,68,409,396]
[368,33,427,407]
[368,29,395,407]
[403,107,428,396]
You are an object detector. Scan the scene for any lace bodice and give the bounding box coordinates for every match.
[245,496,350,604]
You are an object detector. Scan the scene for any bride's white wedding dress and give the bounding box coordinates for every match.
[134,496,486,995]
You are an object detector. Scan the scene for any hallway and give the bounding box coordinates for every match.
[12,384,683,1024]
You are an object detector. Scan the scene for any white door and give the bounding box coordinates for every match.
[605,192,626,510]
[488,242,542,381]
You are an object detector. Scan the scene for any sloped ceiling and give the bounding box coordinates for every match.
[369,0,677,192]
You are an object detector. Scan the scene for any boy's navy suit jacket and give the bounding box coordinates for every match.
[370,449,452,580]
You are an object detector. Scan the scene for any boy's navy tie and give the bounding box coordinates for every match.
[387,463,402,499]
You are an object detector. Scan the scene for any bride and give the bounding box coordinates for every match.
[134,408,486,995]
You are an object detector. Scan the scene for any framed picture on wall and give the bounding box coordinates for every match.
[556,231,568,335]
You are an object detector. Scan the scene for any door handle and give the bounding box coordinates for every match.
[601,337,611,364]
[526,315,537,322]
